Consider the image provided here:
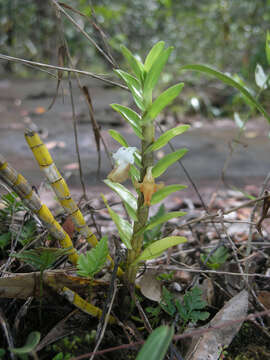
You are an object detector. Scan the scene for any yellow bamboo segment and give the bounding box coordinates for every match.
[0,154,78,264]
[24,129,98,247]
[59,286,116,324]
[24,129,124,277]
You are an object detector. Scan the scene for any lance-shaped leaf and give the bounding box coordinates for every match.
[109,129,129,147]
[104,179,138,221]
[152,149,188,178]
[120,44,145,81]
[130,164,140,182]
[151,184,187,205]
[114,69,144,110]
[144,41,165,72]
[146,125,189,153]
[77,236,108,278]
[266,31,270,66]
[146,211,186,231]
[147,83,184,120]
[111,104,143,139]
[144,47,173,98]
[133,236,186,264]
[102,194,132,249]
[179,64,270,123]
[136,325,174,360]
[10,331,41,355]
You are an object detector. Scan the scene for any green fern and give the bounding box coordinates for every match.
[77,236,109,278]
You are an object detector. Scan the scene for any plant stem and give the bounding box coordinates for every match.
[125,121,154,284]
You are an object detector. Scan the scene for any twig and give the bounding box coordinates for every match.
[0,307,15,359]
[246,171,270,272]
[176,193,268,230]
[146,264,270,278]
[68,76,87,200]
[219,212,249,290]
[91,251,120,360]
[131,291,152,334]
[51,0,115,67]
[0,54,127,89]
[13,298,33,338]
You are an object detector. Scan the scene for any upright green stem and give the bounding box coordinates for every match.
[125,120,154,284]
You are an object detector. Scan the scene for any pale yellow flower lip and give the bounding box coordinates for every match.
[107,147,137,183]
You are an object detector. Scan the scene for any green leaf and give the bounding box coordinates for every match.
[144,204,166,245]
[175,300,188,321]
[10,331,41,354]
[152,149,188,178]
[151,184,187,205]
[111,104,143,139]
[184,287,207,311]
[133,236,186,264]
[109,129,129,147]
[120,45,144,82]
[104,179,138,221]
[0,232,11,250]
[266,31,270,66]
[17,219,36,245]
[144,41,165,72]
[175,287,209,325]
[136,325,174,360]
[200,246,229,270]
[130,164,140,182]
[114,69,144,110]
[77,236,108,278]
[160,287,176,316]
[190,310,210,322]
[102,194,132,249]
[147,83,184,120]
[255,64,268,89]
[144,47,173,99]
[13,247,73,271]
[145,211,186,231]
[147,125,189,153]
[180,64,270,123]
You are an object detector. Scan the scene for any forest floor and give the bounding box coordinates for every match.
[0,77,270,359]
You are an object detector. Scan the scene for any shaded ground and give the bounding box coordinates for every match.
[1,77,270,202]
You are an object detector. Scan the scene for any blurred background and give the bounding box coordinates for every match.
[1,0,270,78]
[1,0,270,195]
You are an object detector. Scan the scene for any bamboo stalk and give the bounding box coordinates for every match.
[0,154,78,264]
[59,286,116,323]
[0,270,108,298]
[24,129,124,276]
[25,128,99,247]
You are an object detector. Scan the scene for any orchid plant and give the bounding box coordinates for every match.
[103,42,190,284]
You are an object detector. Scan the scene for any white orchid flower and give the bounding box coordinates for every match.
[108,147,137,183]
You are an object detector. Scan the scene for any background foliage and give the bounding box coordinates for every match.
[1,0,270,79]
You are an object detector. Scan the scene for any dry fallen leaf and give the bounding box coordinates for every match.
[258,290,270,309]
[138,270,162,302]
[185,290,248,360]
